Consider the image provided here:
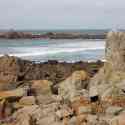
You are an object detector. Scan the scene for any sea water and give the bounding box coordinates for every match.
[0,39,105,62]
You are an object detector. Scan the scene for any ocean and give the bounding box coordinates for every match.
[0,39,105,62]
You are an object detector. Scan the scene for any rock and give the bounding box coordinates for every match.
[19,96,36,106]
[0,56,102,85]
[110,113,125,125]
[36,95,57,105]
[89,32,125,100]
[0,99,14,120]
[77,105,92,115]
[0,80,16,91]
[58,70,89,101]
[12,105,42,125]
[68,116,77,125]
[105,106,124,116]
[37,115,56,125]
[86,114,98,125]
[31,80,53,95]
[0,56,23,83]
[0,87,28,100]
[71,97,90,115]
[55,105,73,120]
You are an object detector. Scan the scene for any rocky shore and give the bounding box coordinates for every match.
[0,56,103,125]
[1,32,125,125]
[0,31,106,39]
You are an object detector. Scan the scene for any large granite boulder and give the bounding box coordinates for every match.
[58,70,89,102]
[89,32,125,100]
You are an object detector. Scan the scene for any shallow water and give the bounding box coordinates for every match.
[0,39,105,62]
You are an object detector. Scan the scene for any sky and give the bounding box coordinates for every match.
[0,0,125,30]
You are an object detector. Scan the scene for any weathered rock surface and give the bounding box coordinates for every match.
[58,70,89,101]
[110,113,125,125]
[19,96,36,106]
[31,80,53,95]
[89,32,125,100]
[3,32,125,125]
[0,56,102,85]
[0,87,28,100]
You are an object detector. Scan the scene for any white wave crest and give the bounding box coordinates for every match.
[0,46,105,57]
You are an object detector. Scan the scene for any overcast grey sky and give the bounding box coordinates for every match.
[0,0,125,29]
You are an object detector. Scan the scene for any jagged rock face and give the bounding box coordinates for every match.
[0,55,102,85]
[105,32,125,72]
[89,32,125,99]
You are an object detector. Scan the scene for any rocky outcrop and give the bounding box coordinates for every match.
[89,32,125,100]
[4,31,125,125]
[0,31,106,39]
[47,32,106,39]
[0,56,104,125]
[1,31,33,39]
[2,32,125,125]
[58,70,89,101]
[0,55,102,85]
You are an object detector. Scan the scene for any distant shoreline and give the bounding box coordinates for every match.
[0,31,107,40]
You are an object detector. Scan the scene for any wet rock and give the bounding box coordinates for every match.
[0,56,102,85]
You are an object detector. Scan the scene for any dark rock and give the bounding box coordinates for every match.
[0,56,103,85]
[0,31,107,39]
[90,96,99,102]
